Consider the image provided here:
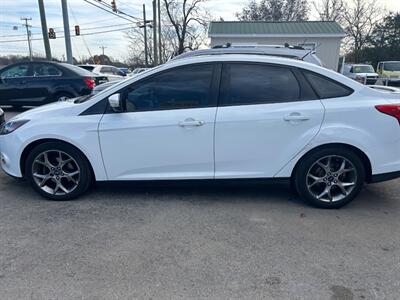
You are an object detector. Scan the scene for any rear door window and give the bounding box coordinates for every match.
[303,71,353,99]
[32,64,62,76]
[221,63,301,105]
[101,67,113,74]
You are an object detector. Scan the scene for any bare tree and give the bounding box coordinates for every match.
[237,0,309,21]
[126,0,210,66]
[126,23,178,66]
[313,0,346,23]
[343,0,383,52]
[164,0,210,55]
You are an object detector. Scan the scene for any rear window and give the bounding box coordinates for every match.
[63,64,95,76]
[78,65,95,72]
[303,71,353,99]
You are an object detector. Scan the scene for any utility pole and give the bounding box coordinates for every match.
[99,46,107,56]
[158,0,162,63]
[20,17,33,61]
[38,0,52,60]
[142,4,149,67]
[152,0,158,65]
[61,0,73,64]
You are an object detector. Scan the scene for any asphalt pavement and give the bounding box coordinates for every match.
[0,108,399,300]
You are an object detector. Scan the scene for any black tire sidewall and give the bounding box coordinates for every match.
[295,147,365,208]
[25,141,91,200]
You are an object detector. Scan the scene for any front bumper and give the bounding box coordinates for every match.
[0,134,23,178]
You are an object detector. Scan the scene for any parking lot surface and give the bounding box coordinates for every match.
[1,108,399,300]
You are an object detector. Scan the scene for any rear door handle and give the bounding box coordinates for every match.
[179,118,205,127]
[284,113,311,122]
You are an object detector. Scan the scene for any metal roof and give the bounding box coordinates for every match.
[209,21,346,37]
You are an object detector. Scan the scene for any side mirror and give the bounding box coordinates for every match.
[108,93,123,112]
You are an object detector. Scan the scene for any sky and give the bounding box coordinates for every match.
[0,0,399,61]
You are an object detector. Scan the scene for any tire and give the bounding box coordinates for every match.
[25,141,92,200]
[54,92,73,102]
[294,147,365,209]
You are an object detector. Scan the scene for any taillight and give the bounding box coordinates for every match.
[83,77,96,89]
[376,104,400,125]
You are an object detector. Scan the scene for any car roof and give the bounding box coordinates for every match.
[172,46,315,61]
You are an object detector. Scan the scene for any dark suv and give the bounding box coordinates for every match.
[0,61,108,107]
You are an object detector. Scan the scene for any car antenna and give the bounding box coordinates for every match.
[301,42,321,60]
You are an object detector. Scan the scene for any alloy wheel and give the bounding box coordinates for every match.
[31,150,80,196]
[57,96,69,102]
[306,155,357,203]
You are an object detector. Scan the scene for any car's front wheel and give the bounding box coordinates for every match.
[294,147,366,208]
[25,142,92,200]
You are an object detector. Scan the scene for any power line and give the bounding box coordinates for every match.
[82,0,142,23]
[91,0,143,22]
[0,26,133,43]
[0,23,132,38]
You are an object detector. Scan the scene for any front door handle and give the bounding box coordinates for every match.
[283,113,311,122]
[179,118,205,127]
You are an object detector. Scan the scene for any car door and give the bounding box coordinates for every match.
[28,63,63,104]
[215,62,325,179]
[98,63,220,180]
[0,63,30,105]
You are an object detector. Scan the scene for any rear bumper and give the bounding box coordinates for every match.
[370,171,400,183]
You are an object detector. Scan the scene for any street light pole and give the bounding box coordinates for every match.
[61,0,73,64]
[38,0,52,60]
[152,0,158,65]
[20,17,33,61]
[158,0,162,63]
[143,4,149,67]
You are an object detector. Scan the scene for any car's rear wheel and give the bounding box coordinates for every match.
[294,147,365,208]
[54,92,73,102]
[25,142,92,200]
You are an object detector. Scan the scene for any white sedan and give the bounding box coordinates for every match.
[78,64,126,82]
[1,55,400,208]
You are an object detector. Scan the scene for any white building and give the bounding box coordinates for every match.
[208,21,346,71]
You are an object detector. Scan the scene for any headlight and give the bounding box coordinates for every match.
[0,119,30,135]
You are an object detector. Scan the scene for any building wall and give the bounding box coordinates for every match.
[210,36,342,71]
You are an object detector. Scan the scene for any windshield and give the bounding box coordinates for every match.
[352,65,374,73]
[383,62,400,71]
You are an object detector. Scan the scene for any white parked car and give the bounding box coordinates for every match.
[1,55,400,208]
[78,64,126,82]
[342,64,379,85]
